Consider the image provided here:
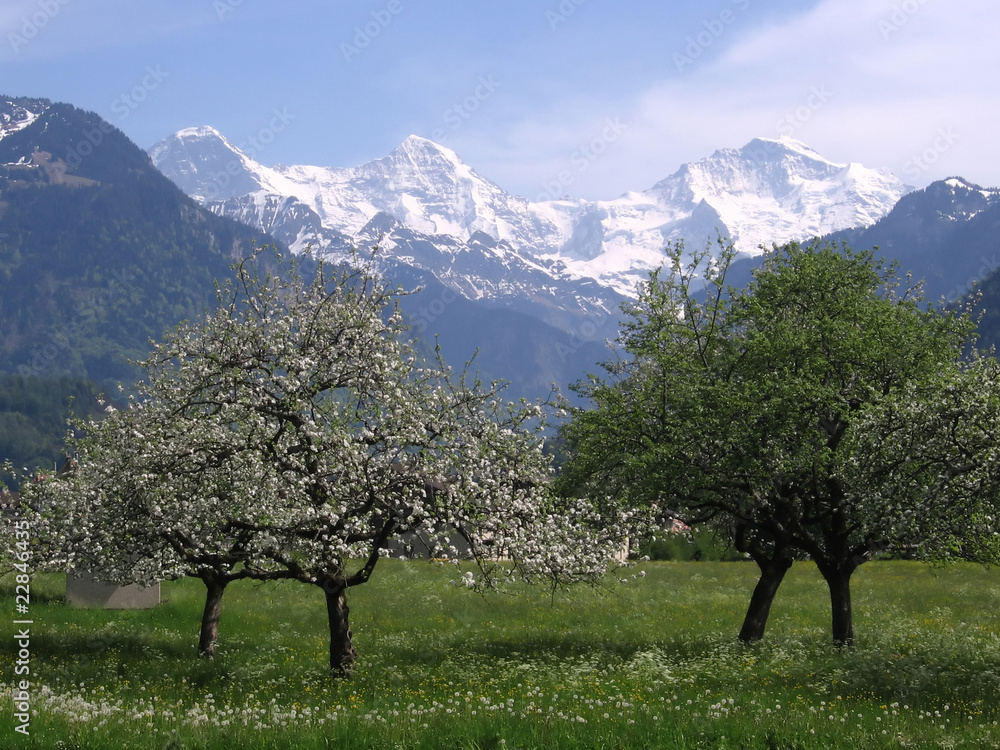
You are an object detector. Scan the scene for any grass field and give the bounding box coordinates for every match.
[3,560,1000,748]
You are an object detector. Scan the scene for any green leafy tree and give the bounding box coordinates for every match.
[25,250,623,675]
[559,239,1000,645]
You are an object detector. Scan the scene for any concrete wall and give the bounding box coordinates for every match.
[65,572,160,609]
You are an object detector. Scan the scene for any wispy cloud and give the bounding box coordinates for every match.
[473,0,1000,198]
[3,0,998,198]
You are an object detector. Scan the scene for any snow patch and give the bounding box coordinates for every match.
[149,131,912,307]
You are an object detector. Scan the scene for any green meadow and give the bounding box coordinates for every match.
[3,560,1000,748]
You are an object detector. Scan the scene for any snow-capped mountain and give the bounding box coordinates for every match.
[151,128,625,336]
[149,129,912,333]
[149,128,538,243]
[643,138,909,253]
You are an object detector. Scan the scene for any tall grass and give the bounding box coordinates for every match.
[3,560,999,748]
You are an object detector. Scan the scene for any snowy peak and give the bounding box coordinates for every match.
[914,176,1000,224]
[390,134,466,171]
[740,135,831,165]
[148,125,271,201]
[149,127,524,240]
[149,129,913,304]
[348,133,468,183]
[330,133,518,238]
[524,136,912,295]
[643,136,911,253]
[941,176,1000,202]
[657,136,893,201]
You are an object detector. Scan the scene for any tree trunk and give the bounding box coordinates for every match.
[738,554,793,643]
[820,564,855,647]
[198,576,228,658]
[322,579,357,677]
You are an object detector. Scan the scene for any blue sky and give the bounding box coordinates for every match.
[3,0,997,200]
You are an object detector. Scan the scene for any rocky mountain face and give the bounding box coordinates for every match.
[720,177,1000,310]
[5,93,996,479]
[149,129,912,334]
[0,97,48,140]
[0,95,932,407]
[829,177,1000,304]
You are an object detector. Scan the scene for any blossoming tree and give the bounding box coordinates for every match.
[558,240,1000,646]
[26,250,624,675]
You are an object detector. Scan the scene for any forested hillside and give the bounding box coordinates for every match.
[0,102,279,387]
[0,99,282,479]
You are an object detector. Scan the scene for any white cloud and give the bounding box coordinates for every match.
[623,0,1000,188]
[482,0,1000,198]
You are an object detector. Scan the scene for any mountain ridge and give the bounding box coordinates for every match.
[719,175,1000,305]
[150,129,913,303]
[0,97,613,408]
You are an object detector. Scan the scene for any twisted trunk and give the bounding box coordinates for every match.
[321,577,357,677]
[733,522,796,644]
[318,519,391,676]
[738,553,793,643]
[198,576,228,658]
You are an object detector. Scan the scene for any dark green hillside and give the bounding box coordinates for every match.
[0,100,153,185]
[0,100,282,387]
[0,97,287,476]
[0,374,108,486]
[966,266,1000,353]
[716,180,1000,354]
[826,178,1000,304]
